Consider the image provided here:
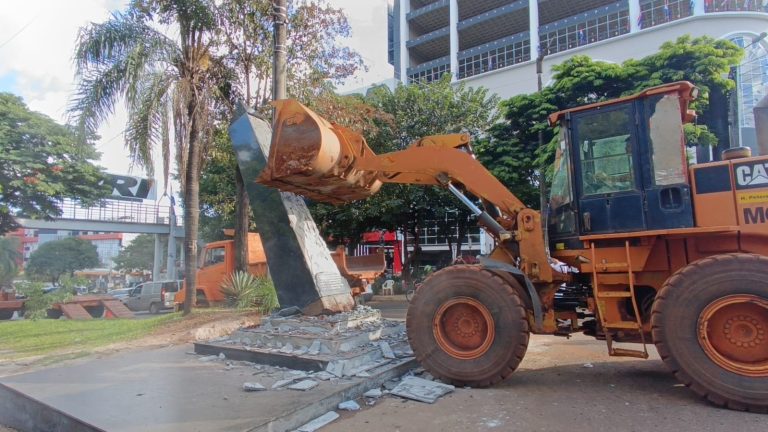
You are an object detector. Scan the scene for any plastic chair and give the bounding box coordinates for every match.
[381,279,395,296]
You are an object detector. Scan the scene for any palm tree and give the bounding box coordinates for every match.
[0,236,20,288]
[69,0,222,315]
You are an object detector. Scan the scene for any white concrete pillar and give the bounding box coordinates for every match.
[399,0,410,81]
[528,0,540,58]
[166,204,177,281]
[692,0,705,15]
[629,0,641,32]
[153,234,162,281]
[450,0,459,81]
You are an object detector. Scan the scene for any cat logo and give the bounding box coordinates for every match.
[734,162,768,190]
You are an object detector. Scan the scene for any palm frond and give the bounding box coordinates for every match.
[124,70,175,175]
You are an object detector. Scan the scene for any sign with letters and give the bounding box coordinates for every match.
[734,161,768,190]
[105,174,157,201]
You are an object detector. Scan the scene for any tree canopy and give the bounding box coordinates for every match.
[478,35,743,208]
[199,0,366,246]
[0,93,109,234]
[26,237,100,284]
[113,234,158,272]
[0,236,20,288]
[306,75,500,275]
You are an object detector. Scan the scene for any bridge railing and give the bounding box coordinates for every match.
[56,199,181,227]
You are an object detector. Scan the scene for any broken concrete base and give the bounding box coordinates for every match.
[0,346,417,432]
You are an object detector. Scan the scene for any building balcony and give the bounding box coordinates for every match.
[458,0,529,50]
[408,27,450,63]
[457,0,514,20]
[539,1,629,56]
[457,32,531,79]
[706,0,766,13]
[639,0,692,29]
[537,0,620,26]
[407,56,451,83]
[407,0,449,35]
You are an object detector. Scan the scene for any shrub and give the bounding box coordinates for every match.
[220,271,280,314]
[15,280,73,320]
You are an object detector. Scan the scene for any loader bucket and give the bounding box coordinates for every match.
[258,99,383,204]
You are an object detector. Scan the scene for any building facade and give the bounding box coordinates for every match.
[389,0,768,152]
[10,228,123,270]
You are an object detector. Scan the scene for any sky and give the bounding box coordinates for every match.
[0,0,394,194]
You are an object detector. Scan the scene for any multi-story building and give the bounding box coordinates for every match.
[10,229,123,270]
[389,0,768,153]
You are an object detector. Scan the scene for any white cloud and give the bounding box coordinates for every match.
[0,0,393,188]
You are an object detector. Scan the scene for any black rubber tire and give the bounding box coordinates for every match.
[651,253,768,413]
[0,310,14,320]
[406,265,529,387]
[85,305,105,318]
[149,302,160,315]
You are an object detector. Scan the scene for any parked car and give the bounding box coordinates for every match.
[108,288,134,302]
[124,281,182,314]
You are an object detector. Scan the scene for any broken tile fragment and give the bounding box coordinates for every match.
[390,376,454,403]
[296,411,340,432]
[288,379,319,391]
[242,382,266,392]
[338,400,360,411]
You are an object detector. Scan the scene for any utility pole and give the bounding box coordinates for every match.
[536,50,547,213]
[273,0,287,103]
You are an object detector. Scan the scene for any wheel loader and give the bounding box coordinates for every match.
[254,81,768,412]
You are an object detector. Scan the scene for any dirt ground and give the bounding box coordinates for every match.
[324,333,766,432]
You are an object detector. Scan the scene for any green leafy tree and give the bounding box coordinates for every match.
[0,93,109,234]
[364,75,500,267]
[26,237,100,285]
[305,76,500,281]
[0,236,20,288]
[480,35,743,208]
[201,1,365,263]
[112,233,180,273]
[69,0,226,315]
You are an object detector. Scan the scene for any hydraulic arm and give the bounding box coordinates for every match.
[258,99,557,284]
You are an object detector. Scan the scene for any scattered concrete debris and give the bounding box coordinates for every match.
[390,376,455,403]
[338,400,361,411]
[363,388,382,398]
[279,343,294,354]
[382,379,399,391]
[296,411,340,432]
[312,371,335,381]
[198,355,219,362]
[288,380,319,391]
[379,341,396,359]
[583,363,594,368]
[218,352,226,360]
[242,382,266,392]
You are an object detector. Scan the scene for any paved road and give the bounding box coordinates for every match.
[325,300,767,432]
[367,297,408,321]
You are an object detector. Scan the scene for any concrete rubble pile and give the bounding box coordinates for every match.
[194,305,455,431]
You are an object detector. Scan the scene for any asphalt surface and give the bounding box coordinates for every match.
[2,298,765,432]
[328,299,767,432]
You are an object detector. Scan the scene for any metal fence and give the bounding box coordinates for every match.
[56,199,180,226]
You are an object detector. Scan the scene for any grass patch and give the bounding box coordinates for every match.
[0,313,181,360]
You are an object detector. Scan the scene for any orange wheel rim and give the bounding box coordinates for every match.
[698,294,768,377]
[433,297,495,360]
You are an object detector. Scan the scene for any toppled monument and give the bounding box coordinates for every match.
[229,110,354,315]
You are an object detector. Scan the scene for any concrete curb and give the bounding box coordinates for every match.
[247,358,418,432]
[0,383,105,432]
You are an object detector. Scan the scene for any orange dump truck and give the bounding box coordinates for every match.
[176,234,385,308]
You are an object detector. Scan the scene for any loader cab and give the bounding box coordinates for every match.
[548,82,697,250]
